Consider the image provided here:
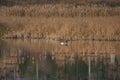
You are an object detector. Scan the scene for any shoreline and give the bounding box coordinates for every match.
[2,37,120,42]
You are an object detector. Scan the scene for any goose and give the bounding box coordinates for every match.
[60,41,68,46]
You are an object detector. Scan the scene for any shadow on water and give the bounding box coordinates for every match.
[0,39,120,80]
[63,55,88,80]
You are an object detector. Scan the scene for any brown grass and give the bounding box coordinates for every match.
[0,4,120,40]
[0,4,120,17]
[0,16,120,41]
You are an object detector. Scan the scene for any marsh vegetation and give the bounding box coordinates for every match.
[0,4,120,41]
[0,0,120,41]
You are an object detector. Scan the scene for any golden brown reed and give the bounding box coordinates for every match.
[0,16,120,41]
[0,4,120,17]
[0,4,120,40]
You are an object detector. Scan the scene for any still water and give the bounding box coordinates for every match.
[0,39,120,80]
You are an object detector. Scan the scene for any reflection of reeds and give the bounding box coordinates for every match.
[1,40,120,79]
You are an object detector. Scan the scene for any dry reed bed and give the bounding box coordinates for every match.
[1,16,120,41]
[0,4,120,17]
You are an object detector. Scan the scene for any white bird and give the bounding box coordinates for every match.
[60,41,68,46]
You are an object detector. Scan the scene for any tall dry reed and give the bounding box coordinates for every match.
[1,16,120,41]
[0,4,120,17]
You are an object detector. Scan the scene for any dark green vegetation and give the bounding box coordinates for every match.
[64,56,88,80]
[0,22,10,38]
[0,0,120,7]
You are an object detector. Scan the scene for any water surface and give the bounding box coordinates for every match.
[0,39,120,80]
